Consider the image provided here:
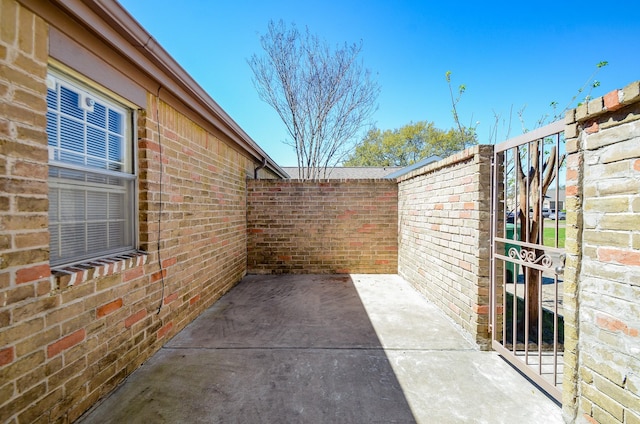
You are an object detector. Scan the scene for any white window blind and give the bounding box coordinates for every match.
[46,72,135,267]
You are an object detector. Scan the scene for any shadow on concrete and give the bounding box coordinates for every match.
[78,275,416,423]
[78,274,563,424]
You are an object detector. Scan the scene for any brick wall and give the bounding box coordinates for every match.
[397,145,493,348]
[563,82,640,423]
[4,1,639,421]
[247,179,398,274]
[0,0,50,306]
[0,2,275,421]
[0,2,54,420]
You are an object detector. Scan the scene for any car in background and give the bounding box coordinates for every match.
[549,211,566,220]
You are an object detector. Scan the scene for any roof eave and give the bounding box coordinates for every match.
[29,0,288,178]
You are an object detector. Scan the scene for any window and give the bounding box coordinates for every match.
[46,71,136,267]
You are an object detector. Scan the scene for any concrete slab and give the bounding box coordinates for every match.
[166,274,385,349]
[350,274,476,350]
[78,274,563,424]
[386,350,563,424]
[76,348,415,424]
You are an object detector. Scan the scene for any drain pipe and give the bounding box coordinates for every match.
[254,157,267,179]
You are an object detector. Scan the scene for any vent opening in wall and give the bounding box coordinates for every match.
[78,92,95,113]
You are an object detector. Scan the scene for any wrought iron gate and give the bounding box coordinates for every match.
[490,120,566,402]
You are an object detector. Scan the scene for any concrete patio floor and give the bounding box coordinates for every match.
[77,274,563,423]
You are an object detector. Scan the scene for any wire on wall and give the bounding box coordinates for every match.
[155,88,166,314]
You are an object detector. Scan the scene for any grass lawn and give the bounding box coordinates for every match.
[543,219,565,248]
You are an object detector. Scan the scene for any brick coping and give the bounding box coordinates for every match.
[566,80,640,125]
[395,145,492,184]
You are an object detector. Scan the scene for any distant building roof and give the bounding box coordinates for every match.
[281,156,443,180]
[545,188,566,198]
[281,166,402,179]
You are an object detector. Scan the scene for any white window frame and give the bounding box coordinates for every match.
[46,69,137,268]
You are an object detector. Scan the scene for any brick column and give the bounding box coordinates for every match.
[563,81,640,424]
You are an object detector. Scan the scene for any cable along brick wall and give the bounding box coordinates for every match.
[0,2,268,421]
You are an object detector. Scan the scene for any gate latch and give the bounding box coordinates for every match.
[555,253,566,275]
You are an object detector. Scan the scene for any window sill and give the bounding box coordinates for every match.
[51,251,148,290]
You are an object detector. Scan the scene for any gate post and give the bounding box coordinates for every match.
[561,109,584,422]
[490,149,505,340]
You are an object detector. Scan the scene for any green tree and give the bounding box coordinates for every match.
[343,121,476,166]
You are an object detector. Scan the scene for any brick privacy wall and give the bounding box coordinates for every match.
[0,2,270,421]
[563,82,640,424]
[397,145,492,348]
[247,179,398,274]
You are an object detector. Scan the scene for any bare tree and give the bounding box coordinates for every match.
[249,20,380,180]
[515,139,565,337]
[445,71,479,145]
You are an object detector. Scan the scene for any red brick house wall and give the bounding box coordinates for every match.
[0,1,282,422]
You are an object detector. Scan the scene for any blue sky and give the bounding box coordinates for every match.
[118,0,639,166]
